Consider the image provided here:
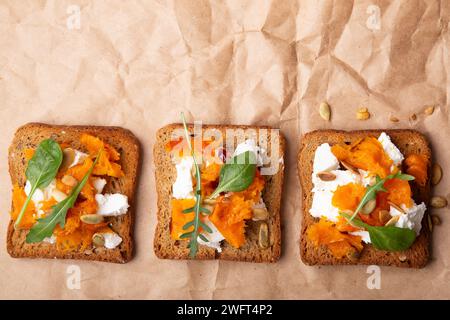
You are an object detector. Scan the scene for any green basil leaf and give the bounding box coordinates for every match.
[15,139,63,228]
[208,151,256,199]
[26,151,100,243]
[340,212,416,251]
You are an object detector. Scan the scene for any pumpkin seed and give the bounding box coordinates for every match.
[62,174,77,186]
[385,215,400,226]
[388,201,405,214]
[252,208,269,221]
[316,171,336,181]
[51,189,68,202]
[378,210,391,224]
[389,115,399,122]
[92,233,105,247]
[258,222,269,249]
[356,107,370,120]
[319,102,331,121]
[361,198,376,215]
[340,161,358,174]
[80,214,104,224]
[431,163,442,185]
[424,106,435,115]
[398,254,407,262]
[203,198,217,205]
[202,204,215,215]
[430,196,447,208]
[60,148,75,172]
[431,215,441,226]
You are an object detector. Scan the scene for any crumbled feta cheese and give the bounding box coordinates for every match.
[312,170,361,192]
[93,178,107,193]
[95,193,129,216]
[233,139,267,167]
[390,202,426,235]
[70,150,88,168]
[350,230,371,243]
[172,157,195,199]
[309,191,340,222]
[25,179,57,210]
[313,143,340,173]
[197,219,225,252]
[359,169,375,187]
[103,232,123,249]
[378,132,404,166]
[42,235,56,244]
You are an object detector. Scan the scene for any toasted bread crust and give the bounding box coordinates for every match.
[298,129,432,268]
[7,123,141,263]
[153,123,285,263]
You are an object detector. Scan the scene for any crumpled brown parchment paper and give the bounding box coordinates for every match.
[0,0,449,299]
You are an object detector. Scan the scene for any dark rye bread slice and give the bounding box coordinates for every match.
[7,123,140,264]
[298,129,432,268]
[153,123,285,262]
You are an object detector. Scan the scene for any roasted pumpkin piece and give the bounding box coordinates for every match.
[209,197,248,248]
[332,183,366,212]
[331,137,393,178]
[404,154,428,187]
[384,178,413,208]
[80,133,124,177]
[10,185,36,229]
[307,218,363,259]
[170,199,197,240]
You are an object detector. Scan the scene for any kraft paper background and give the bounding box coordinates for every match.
[0,0,449,299]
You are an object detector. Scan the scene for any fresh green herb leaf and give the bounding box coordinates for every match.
[25,151,101,243]
[198,234,209,242]
[178,113,213,258]
[15,139,63,229]
[208,151,256,199]
[340,212,416,251]
[349,171,415,221]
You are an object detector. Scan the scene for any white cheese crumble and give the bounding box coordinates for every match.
[233,139,267,167]
[43,235,56,244]
[349,230,371,244]
[390,202,427,236]
[172,157,195,199]
[93,178,107,193]
[313,143,340,173]
[309,191,340,222]
[103,232,123,249]
[197,218,225,252]
[312,170,361,192]
[378,132,404,166]
[70,149,88,168]
[95,193,129,216]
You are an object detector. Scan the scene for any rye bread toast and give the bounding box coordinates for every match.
[153,123,285,262]
[298,129,432,268]
[7,123,140,263]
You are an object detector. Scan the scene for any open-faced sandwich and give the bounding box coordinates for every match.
[299,130,431,268]
[7,123,140,263]
[153,116,285,262]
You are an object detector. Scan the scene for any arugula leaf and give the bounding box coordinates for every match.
[208,151,256,199]
[178,113,212,258]
[340,212,416,251]
[15,139,63,229]
[26,151,101,243]
[349,171,415,221]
